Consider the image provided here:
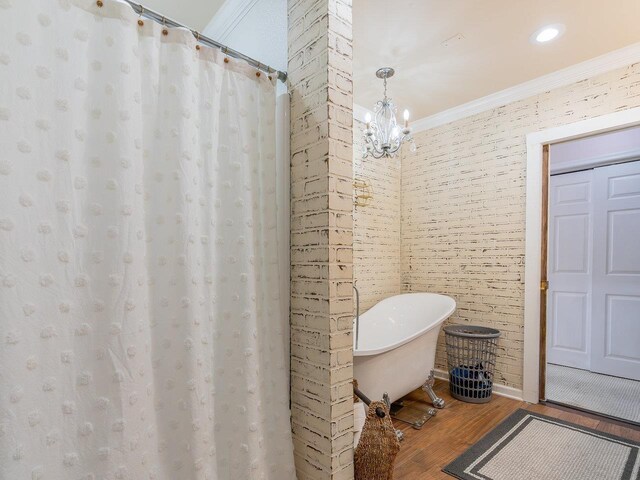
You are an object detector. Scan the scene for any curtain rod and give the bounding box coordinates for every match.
[120,0,287,83]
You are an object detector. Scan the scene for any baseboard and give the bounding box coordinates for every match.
[434,368,524,402]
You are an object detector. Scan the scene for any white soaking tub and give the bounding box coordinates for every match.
[353,293,456,404]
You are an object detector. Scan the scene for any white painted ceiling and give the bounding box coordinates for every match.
[354,0,640,119]
[139,0,226,31]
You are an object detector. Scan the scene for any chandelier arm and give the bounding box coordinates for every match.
[364,136,380,152]
[387,145,401,155]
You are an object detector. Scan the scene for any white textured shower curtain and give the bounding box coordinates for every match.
[0,1,296,479]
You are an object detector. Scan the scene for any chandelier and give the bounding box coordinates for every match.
[362,67,416,159]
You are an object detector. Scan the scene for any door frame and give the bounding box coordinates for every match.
[522,106,640,404]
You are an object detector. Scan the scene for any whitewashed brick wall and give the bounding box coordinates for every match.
[288,0,354,478]
[352,119,402,312]
[401,63,640,389]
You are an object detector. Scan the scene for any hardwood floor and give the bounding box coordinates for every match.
[391,380,640,479]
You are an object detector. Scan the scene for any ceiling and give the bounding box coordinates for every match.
[353,0,640,120]
[140,0,226,31]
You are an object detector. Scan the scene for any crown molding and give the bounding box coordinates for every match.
[203,0,260,42]
[354,42,640,134]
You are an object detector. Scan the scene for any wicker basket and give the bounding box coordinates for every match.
[354,400,400,480]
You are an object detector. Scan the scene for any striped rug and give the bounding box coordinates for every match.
[443,409,640,480]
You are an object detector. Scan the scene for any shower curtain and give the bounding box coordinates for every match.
[0,1,296,479]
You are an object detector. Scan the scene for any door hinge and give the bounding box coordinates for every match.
[540,280,549,292]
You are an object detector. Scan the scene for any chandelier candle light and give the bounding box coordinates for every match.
[362,67,416,158]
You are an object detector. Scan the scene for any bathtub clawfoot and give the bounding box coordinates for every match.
[383,393,406,442]
[422,370,445,409]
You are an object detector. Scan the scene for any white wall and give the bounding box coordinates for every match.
[399,63,640,391]
[352,120,403,313]
[203,0,287,94]
[138,0,225,31]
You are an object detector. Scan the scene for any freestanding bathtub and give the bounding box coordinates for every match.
[353,293,456,404]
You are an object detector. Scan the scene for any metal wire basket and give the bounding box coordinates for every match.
[444,325,501,404]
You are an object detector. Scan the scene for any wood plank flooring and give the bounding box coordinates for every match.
[391,380,640,479]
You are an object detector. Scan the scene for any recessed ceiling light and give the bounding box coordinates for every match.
[530,24,566,44]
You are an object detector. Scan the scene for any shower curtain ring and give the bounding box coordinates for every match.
[137,6,144,26]
[161,16,168,36]
[195,32,201,50]
[256,62,262,77]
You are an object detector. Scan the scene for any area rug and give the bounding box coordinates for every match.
[443,409,640,480]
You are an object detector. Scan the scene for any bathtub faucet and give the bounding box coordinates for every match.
[353,285,360,350]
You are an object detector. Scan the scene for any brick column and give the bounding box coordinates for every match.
[288,0,354,478]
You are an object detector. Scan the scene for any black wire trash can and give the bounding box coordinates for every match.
[444,325,501,404]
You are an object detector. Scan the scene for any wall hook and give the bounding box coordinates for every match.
[354,177,373,207]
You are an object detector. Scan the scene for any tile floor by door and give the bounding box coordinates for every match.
[546,363,640,424]
[392,380,640,479]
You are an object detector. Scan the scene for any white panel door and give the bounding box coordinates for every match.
[591,160,640,381]
[547,170,593,369]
